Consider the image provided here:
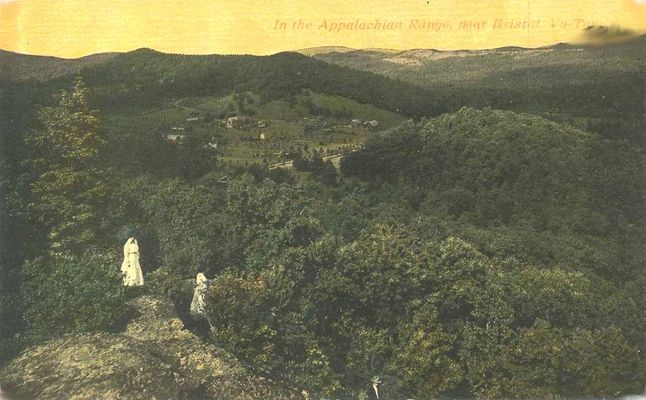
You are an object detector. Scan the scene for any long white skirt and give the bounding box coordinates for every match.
[121,253,144,286]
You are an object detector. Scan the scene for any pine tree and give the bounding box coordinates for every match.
[29,77,108,253]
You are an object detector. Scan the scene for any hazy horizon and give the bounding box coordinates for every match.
[2,0,645,58]
[2,33,644,60]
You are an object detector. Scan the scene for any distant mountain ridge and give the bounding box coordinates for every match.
[301,35,646,66]
[2,35,644,82]
[0,49,117,82]
[1,35,644,129]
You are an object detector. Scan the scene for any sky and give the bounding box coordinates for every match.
[0,0,645,58]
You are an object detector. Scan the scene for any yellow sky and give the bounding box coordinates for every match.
[1,0,645,58]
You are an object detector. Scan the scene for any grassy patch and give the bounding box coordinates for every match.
[101,91,401,167]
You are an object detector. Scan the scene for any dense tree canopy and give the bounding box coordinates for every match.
[77,49,444,118]
[1,43,645,399]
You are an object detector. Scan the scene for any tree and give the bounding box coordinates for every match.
[0,82,33,363]
[29,77,108,254]
[396,302,462,397]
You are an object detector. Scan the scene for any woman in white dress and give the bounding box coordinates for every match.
[121,237,144,286]
[190,273,208,318]
[187,272,212,337]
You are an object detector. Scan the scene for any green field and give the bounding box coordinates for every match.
[102,91,405,167]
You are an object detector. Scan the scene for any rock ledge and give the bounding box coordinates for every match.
[1,295,299,400]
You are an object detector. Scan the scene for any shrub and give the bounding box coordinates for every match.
[22,252,130,340]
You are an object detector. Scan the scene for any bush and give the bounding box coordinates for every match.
[144,266,194,323]
[22,252,130,340]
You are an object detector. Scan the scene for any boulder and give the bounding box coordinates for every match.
[0,333,192,400]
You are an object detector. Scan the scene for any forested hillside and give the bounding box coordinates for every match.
[0,49,116,82]
[313,37,646,144]
[0,43,645,399]
[77,48,445,118]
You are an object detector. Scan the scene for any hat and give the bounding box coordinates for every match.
[196,273,208,284]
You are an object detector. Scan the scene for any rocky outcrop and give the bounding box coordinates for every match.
[0,333,192,399]
[0,296,300,400]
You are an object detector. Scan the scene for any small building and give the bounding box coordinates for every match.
[165,134,186,143]
[259,133,266,140]
[186,117,200,122]
[225,116,238,129]
[225,116,249,129]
